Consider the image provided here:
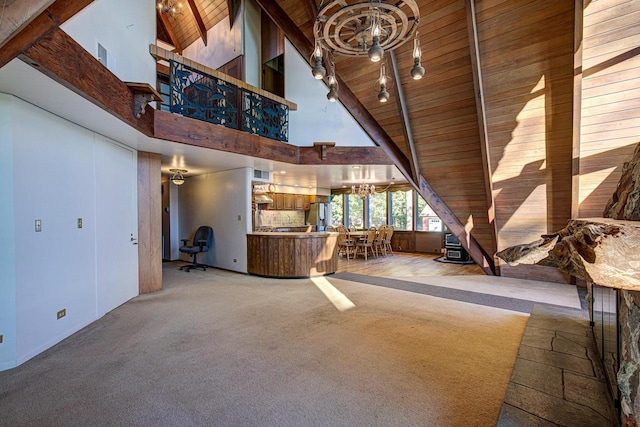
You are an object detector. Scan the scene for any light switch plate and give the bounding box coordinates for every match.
[35,219,42,232]
[77,218,83,228]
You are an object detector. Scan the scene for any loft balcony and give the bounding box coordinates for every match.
[150,44,297,143]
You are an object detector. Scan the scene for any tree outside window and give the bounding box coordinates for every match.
[346,195,364,229]
[390,190,413,230]
[330,194,344,226]
[369,192,387,227]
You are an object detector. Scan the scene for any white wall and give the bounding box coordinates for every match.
[12,97,98,362]
[62,0,156,85]
[0,95,139,370]
[0,94,17,370]
[243,0,262,88]
[285,40,375,147]
[178,168,252,273]
[182,16,242,70]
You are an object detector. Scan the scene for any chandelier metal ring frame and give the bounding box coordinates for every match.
[318,3,418,57]
[311,0,424,103]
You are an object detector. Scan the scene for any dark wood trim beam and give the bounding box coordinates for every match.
[299,146,392,165]
[155,110,299,163]
[0,0,94,69]
[0,0,52,49]
[226,0,239,29]
[20,28,154,136]
[417,175,496,275]
[465,0,498,264]
[157,10,183,55]
[186,0,207,47]
[389,51,420,183]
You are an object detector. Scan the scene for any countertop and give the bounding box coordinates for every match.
[248,231,337,238]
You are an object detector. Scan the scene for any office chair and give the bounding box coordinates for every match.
[179,226,213,272]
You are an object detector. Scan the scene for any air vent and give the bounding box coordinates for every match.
[253,169,272,182]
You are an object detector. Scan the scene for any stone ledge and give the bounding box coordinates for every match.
[498,304,617,427]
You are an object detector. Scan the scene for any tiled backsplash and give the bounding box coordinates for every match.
[256,210,305,227]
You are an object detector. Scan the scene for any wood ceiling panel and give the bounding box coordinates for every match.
[270,0,497,271]
[157,0,227,51]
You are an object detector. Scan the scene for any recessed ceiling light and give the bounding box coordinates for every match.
[352,166,361,169]
[280,170,287,174]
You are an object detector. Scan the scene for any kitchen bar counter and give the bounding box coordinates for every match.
[247,232,338,278]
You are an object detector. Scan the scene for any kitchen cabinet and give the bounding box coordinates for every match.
[274,193,284,210]
[259,193,320,211]
[283,194,295,210]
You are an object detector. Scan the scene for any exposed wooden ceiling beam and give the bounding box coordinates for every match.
[186,0,207,46]
[20,28,154,136]
[389,51,420,183]
[157,9,183,55]
[256,0,496,275]
[0,0,94,69]
[0,0,53,49]
[465,0,498,264]
[156,110,395,165]
[226,0,240,29]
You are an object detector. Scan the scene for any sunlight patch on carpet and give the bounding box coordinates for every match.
[311,276,356,312]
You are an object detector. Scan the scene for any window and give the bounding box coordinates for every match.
[390,190,413,230]
[330,194,344,226]
[346,195,364,229]
[158,76,171,112]
[369,192,387,228]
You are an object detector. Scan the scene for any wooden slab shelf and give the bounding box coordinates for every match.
[247,232,338,278]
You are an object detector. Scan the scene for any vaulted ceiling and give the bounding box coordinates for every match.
[6,0,633,281]
[156,0,503,274]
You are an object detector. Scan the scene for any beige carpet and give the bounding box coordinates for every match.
[0,265,528,426]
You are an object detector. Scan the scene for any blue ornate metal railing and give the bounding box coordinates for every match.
[170,60,289,142]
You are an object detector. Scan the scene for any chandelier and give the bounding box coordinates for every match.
[157,1,183,19]
[311,0,424,103]
[351,183,376,200]
[170,169,188,186]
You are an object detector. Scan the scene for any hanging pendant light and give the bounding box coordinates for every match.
[410,31,425,80]
[326,54,338,102]
[375,62,391,103]
[309,0,421,102]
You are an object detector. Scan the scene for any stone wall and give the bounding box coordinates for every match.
[604,142,640,426]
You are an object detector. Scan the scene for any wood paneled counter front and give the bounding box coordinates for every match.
[247,232,338,278]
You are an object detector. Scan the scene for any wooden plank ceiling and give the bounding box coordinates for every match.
[264,0,578,281]
[270,0,498,273]
[157,0,229,53]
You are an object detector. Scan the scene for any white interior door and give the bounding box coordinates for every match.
[95,136,139,316]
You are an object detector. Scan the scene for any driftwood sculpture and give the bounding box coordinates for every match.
[496,219,640,290]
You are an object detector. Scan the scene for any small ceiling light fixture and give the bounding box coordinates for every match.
[170,169,187,186]
[311,0,421,102]
[157,0,183,19]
